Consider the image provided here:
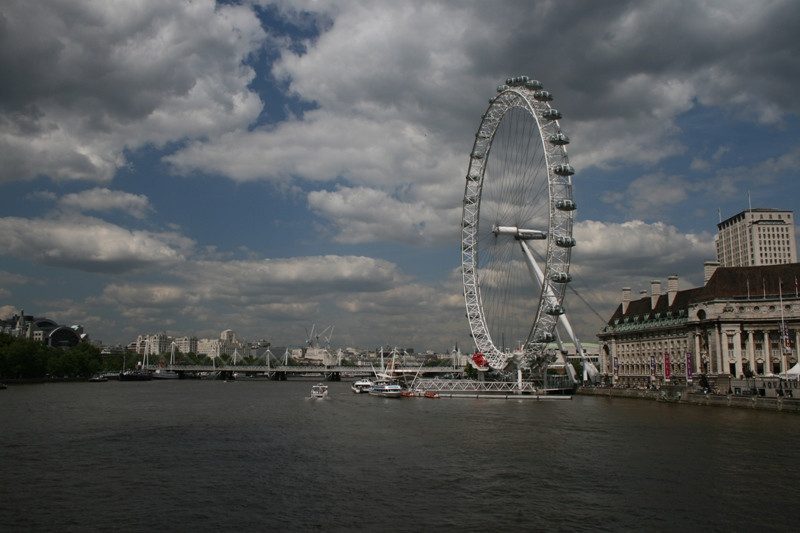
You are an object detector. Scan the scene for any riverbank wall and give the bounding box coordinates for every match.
[577,386,800,413]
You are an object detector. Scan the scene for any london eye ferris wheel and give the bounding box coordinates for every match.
[461,76,581,372]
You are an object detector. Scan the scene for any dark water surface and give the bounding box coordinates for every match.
[1,380,798,532]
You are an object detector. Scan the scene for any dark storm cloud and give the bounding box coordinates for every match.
[458,0,800,122]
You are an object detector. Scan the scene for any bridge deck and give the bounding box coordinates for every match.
[144,364,461,375]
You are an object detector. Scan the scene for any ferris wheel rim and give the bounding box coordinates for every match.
[461,76,576,370]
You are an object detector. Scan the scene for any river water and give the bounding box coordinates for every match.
[1,379,797,532]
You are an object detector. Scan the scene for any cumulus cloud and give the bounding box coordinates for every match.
[166,111,461,188]
[60,188,153,219]
[0,216,192,273]
[5,0,799,191]
[574,219,714,277]
[91,254,454,346]
[307,186,459,244]
[0,304,18,317]
[599,145,800,221]
[713,147,800,194]
[95,255,405,308]
[181,255,407,298]
[600,173,697,219]
[165,1,800,237]
[0,0,265,183]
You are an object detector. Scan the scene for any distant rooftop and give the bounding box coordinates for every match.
[718,207,792,228]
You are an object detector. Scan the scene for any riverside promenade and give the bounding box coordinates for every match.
[577,385,800,413]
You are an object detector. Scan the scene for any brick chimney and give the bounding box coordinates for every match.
[667,275,678,306]
[650,280,661,308]
[704,261,720,284]
[622,287,631,313]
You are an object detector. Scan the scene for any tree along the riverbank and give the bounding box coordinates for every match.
[0,333,103,379]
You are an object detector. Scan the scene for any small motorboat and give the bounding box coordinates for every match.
[311,383,328,399]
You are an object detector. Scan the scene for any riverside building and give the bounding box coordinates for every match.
[196,329,250,360]
[133,333,197,358]
[715,208,796,267]
[598,262,800,388]
[0,311,87,348]
[136,332,171,356]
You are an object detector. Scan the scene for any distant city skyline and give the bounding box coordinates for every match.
[1,1,799,351]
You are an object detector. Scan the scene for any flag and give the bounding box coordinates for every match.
[782,322,793,352]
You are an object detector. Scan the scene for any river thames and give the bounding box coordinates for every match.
[1,379,798,532]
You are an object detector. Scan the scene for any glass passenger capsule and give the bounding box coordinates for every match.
[545,305,565,316]
[542,109,562,120]
[555,199,577,211]
[547,133,570,145]
[549,272,572,283]
[553,164,575,176]
[555,235,577,247]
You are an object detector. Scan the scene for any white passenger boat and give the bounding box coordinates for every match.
[369,379,403,398]
[351,378,373,394]
[311,383,328,399]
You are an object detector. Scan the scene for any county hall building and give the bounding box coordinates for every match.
[598,262,799,387]
[598,207,799,388]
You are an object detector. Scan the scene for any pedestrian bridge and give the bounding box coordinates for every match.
[143,364,462,379]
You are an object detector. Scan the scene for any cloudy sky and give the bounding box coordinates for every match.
[1,0,799,352]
